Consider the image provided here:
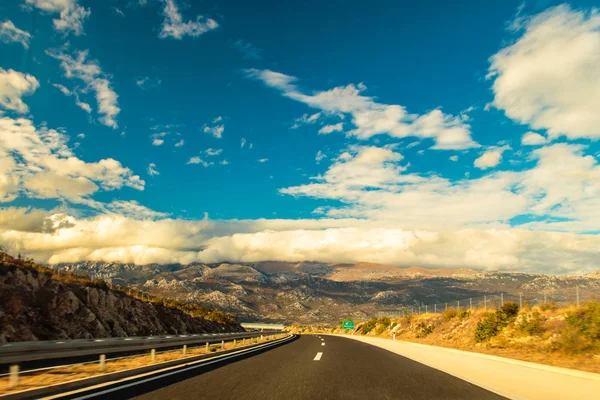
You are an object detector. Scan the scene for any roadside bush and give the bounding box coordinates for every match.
[540,302,557,312]
[377,316,391,328]
[559,327,592,354]
[458,310,471,319]
[360,318,378,335]
[517,311,545,335]
[403,313,414,324]
[443,308,458,321]
[374,324,387,335]
[475,311,510,342]
[566,302,600,341]
[500,302,520,318]
[415,321,434,338]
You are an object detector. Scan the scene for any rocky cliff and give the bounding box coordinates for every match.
[0,258,243,343]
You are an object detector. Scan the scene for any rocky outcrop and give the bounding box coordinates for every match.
[0,262,243,343]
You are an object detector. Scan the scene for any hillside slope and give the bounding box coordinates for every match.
[51,260,600,324]
[0,255,242,343]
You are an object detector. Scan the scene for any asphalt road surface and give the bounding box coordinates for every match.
[65,335,506,400]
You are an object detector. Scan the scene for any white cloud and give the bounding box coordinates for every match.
[291,112,321,129]
[247,69,478,150]
[0,20,31,48]
[249,143,253,150]
[281,145,525,227]
[203,122,224,139]
[521,131,547,146]
[318,122,343,135]
[213,116,222,123]
[0,116,143,203]
[159,0,218,40]
[489,5,600,139]
[187,156,212,167]
[205,148,222,156]
[77,133,85,139]
[174,139,185,147]
[449,155,459,162]
[46,49,120,128]
[316,150,326,164]
[240,137,246,148]
[52,83,92,114]
[0,68,39,114]
[258,158,269,163]
[136,76,161,90]
[113,7,125,17]
[147,163,159,176]
[1,208,599,274]
[105,200,168,220]
[152,139,164,146]
[26,0,90,36]
[474,146,509,170]
[220,160,229,165]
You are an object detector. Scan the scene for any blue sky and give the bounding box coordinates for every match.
[1,0,599,273]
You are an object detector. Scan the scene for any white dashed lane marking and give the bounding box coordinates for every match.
[313,352,323,361]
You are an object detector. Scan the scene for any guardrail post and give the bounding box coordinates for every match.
[233,339,236,346]
[183,345,187,355]
[99,354,106,372]
[8,365,19,388]
[151,349,156,361]
[206,342,209,352]
[393,333,396,341]
[260,335,263,340]
[221,340,225,350]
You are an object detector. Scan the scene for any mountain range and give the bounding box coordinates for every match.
[53,261,600,324]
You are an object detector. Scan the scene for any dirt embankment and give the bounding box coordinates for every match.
[291,302,600,373]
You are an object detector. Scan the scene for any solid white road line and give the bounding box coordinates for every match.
[313,352,323,361]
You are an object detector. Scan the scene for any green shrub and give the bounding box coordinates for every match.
[566,302,600,341]
[500,302,520,318]
[360,318,378,335]
[518,311,545,335]
[377,316,391,328]
[415,321,434,338]
[559,327,591,354]
[458,310,471,319]
[475,311,510,342]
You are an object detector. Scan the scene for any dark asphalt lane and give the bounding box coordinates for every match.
[70,334,506,400]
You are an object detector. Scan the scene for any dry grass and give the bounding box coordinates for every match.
[0,334,286,396]
[322,302,600,374]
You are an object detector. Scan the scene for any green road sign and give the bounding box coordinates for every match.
[342,320,355,330]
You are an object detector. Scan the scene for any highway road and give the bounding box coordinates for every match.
[53,335,506,399]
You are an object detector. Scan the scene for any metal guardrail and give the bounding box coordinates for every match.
[0,330,284,364]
